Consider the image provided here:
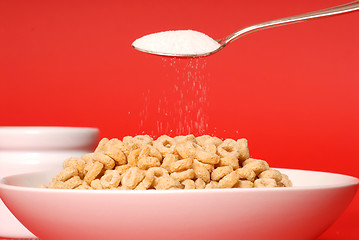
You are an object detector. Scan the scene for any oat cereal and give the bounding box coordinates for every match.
[42,134,292,190]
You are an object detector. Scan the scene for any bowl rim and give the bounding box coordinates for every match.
[0,126,99,134]
[0,168,358,195]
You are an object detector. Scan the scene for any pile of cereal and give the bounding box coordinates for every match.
[42,135,292,190]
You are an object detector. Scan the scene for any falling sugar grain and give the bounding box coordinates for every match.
[138,57,210,136]
[156,57,210,135]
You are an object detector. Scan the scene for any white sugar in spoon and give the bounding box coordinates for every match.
[132,1,359,57]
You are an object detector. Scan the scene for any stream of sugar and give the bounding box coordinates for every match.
[139,57,210,136]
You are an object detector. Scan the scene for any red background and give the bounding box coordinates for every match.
[0,0,358,239]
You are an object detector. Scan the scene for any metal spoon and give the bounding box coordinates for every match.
[132,1,359,57]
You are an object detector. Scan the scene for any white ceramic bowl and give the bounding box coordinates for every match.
[0,127,100,177]
[0,126,99,151]
[0,169,357,240]
[0,126,99,239]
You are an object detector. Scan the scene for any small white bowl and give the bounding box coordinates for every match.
[0,126,99,239]
[0,169,357,240]
[0,126,99,151]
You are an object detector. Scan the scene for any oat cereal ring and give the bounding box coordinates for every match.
[122,136,141,151]
[218,156,240,170]
[236,167,256,182]
[242,158,269,175]
[84,158,94,174]
[90,179,103,190]
[139,145,162,161]
[100,170,122,189]
[92,152,116,170]
[135,182,151,190]
[205,136,223,147]
[135,169,156,190]
[135,183,150,190]
[114,164,131,175]
[196,135,223,147]
[259,169,282,184]
[75,182,92,190]
[63,157,86,178]
[182,179,196,189]
[193,165,210,183]
[280,173,293,187]
[175,141,200,159]
[117,185,132,190]
[161,154,178,172]
[218,171,240,188]
[170,158,193,173]
[254,178,278,188]
[63,157,84,169]
[127,148,141,167]
[233,180,254,188]
[242,158,260,166]
[133,135,153,145]
[217,139,240,158]
[154,175,182,190]
[174,134,196,144]
[124,135,153,150]
[64,176,83,189]
[211,166,233,181]
[170,169,195,182]
[49,180,67,189]
[153,135,176,155]
[195,135,212,146]
[81,153,94,163]
[84,161,104,184]
[121,167,146,189]
[122,136,134,145]
[149,167,169,177]
[49,175,82,189]
[115,138,131,156]
[203,144,217,155]
[237,138,250,161]
[53,167,78,182]
[205,181,219,189]
[102,138,127,165]
[195,178,206,189]
[196,150,220,165]
[95,138,110,152]
[105,138,131,156]
[137,156,161,170]
[193,159,214,172]
[148,167,170,187]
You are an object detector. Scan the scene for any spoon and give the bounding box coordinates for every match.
[132,1,359,57]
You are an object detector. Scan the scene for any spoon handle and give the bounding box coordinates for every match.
[223,1,359,45]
